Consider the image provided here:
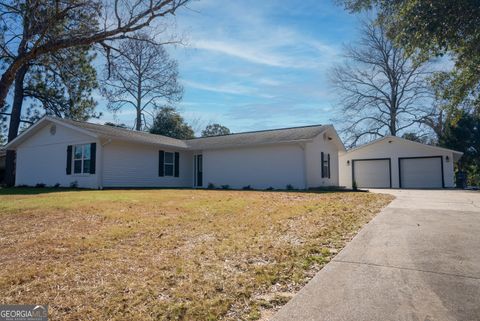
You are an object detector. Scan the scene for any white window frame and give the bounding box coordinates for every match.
[73,144,91,175]
[164,151,175,177]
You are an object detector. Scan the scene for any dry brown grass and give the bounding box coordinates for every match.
[0,188,393,320]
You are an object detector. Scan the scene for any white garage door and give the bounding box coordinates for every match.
[399,157,443,188]
[353,159,391,188]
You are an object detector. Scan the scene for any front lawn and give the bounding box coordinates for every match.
[0,189,392,320]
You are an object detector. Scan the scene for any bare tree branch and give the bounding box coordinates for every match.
[330,20,436,147]
[101,31,183,130]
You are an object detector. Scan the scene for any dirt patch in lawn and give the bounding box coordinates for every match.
[0,189,393,320]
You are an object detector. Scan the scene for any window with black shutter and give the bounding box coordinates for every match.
[321,152,330,179]
[69,143,95,175]
[159,151,179,177]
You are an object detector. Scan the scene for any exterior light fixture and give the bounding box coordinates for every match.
[446,156,450,163]
[347,160,350,166]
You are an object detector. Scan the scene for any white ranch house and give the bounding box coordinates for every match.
[5,116,462,190]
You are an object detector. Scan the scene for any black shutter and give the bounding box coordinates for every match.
[174,152,179,177]
[159,151,165,177]
[66,145,72,175]
[327,153,331,179]
[90,143,96,174]
[321,152,324,178]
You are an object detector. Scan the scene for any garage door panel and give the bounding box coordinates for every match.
[400,157,443,188]
[353,159,391,188]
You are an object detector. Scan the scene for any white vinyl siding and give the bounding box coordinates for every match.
[202,143,305,190]
[15,123,98,188]
[102,141,192,188]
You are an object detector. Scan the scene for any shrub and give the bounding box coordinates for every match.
[207,182,215,189]
[35,183,46,188]
[221,185,230,190]
[242,185,252,190]
[286,184,294,190]
[352,180,358,191]
[69,181,78,188]
[265,186,274,191]
[53,183,61,188]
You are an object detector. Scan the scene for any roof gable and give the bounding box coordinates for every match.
[347,135,463,157]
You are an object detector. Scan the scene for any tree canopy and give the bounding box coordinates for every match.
[341,0,480,115]
[102,33,182,130]
[24,46,99,121]
[201,124,231,137]
[331,20,435,146]
[439,112,480,185]
[149,107,194,139]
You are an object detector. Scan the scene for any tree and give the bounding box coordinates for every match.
[0,0,189,185]
[201,123,231,137]
[439,112,480,186]
[341,0,480,115]
[102,33,182,130]
[149,106,194,139]
[331,21,435,147]
[24,46,99,121]
[401,132,428,144]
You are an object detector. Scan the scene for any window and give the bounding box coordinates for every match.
[73,144,92,174]
[321,152,331,179]
[164,152,174,176]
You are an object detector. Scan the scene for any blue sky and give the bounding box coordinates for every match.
[98,0,363,134]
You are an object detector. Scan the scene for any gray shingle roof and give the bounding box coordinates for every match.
[186,125,328,150]
[25,117,328,150]
[59,118,189,148]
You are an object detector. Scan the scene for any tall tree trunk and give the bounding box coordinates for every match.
[4,64,29,186]
[136,107,142,131]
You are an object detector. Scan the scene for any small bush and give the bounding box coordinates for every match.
[352,180,358,191]
[242,185,252,190]
[53,183,61,188]
[207,183,215,189]
[35,183,46,188]
[265,186,274,191]
[69,181,78,188]
[221,185,230,190]
[286,184,294,190]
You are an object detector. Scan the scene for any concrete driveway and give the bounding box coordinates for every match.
[273,189,480,321]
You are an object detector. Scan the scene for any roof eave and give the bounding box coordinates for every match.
[187,138,315,151]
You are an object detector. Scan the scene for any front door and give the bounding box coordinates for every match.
[194,155,203,187]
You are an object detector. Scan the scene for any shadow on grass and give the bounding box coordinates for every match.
[0,187,87,195]
[0,186,366,196]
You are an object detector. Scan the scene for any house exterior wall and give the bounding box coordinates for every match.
[201,143,306,190]
[304,129,340,187]
[101,141,192,188]
[15,123,99,188]
[339,138,456,188]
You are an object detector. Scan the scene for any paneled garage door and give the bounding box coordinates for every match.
[399,157,444,188]
[353,159,391,188]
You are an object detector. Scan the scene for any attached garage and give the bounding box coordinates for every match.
[399,157,444,188]
[339,136,463,189]
[352,159,391,188]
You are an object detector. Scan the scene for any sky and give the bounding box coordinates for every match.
[97,0,363,134]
